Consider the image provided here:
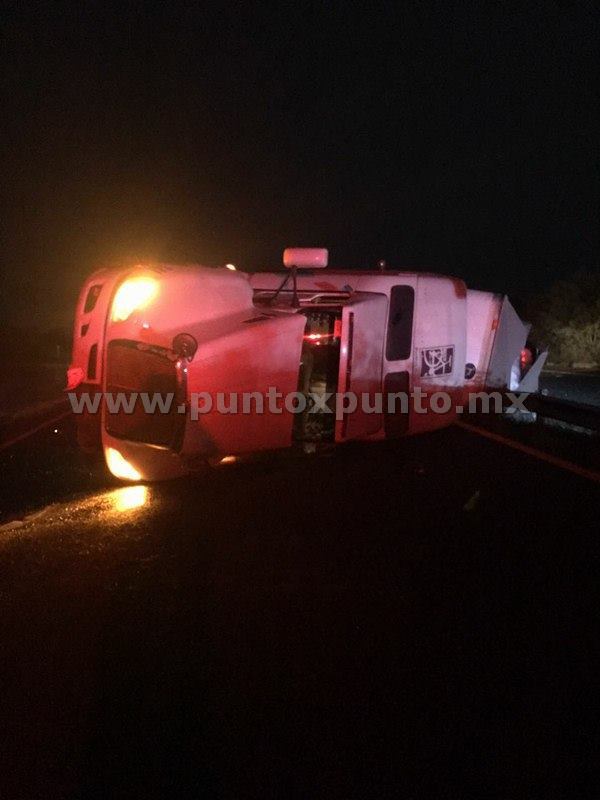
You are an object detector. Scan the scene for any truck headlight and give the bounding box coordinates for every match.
[111,277,158,322]
[105,447,142,481]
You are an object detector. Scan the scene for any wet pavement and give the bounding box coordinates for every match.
[0,417,598,798]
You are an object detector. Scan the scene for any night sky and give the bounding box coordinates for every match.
[1,2,597,325]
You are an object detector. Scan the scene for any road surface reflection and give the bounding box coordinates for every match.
[1,484,158,534]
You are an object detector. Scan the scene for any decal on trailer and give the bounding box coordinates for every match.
[420,345,454,377]
[464,362,476,380]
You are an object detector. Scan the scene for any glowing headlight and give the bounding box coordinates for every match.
[111,277,158,322]
[105,447,142,481]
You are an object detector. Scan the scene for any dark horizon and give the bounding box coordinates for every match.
[1,3,597,326]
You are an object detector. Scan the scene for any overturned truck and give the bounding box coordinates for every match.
[68,248,546,481]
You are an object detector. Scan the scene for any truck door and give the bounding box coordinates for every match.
[336,294,387,442]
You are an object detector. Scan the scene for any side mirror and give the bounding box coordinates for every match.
[283,248,328,269]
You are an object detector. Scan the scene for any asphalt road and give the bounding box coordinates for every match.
[0,416,598,798]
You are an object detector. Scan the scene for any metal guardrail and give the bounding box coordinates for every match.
[525,393,600,434]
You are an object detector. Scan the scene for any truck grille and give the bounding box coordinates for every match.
[105,339,185,449]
